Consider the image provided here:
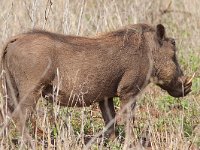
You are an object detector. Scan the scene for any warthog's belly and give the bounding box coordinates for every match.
[42,76,118,107]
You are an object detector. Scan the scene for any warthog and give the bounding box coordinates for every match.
[0,24,192,141]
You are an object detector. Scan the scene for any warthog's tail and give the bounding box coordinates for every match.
[0,37,21,121]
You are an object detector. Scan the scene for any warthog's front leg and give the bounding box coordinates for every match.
[117,70,146,147]
[99,97,116,140]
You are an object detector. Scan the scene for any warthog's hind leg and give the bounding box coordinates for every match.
[11,86,41,146]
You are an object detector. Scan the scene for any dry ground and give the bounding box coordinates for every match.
[0,0,200,149]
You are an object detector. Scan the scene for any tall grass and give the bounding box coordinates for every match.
[0,0,200,149]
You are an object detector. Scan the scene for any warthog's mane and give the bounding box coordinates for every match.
[26,24,155,43]
[98,23,155,37]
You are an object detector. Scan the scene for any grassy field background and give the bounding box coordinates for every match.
[0,0,200,149]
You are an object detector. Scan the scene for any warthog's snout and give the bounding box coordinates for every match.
[164,75,194,97]
[167,76,192,97]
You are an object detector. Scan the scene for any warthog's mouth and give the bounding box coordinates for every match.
[161,74,194,98]
[167,75,194,97]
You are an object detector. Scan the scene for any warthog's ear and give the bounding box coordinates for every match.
[156,24,165,45]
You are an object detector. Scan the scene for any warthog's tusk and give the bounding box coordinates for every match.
[187,73,195,84]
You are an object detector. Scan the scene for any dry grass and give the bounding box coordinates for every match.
[0,0,200,149]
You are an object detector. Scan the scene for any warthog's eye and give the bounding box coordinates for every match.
[171,39,176,46]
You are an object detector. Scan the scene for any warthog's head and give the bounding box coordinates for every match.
[150,24,193,97]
